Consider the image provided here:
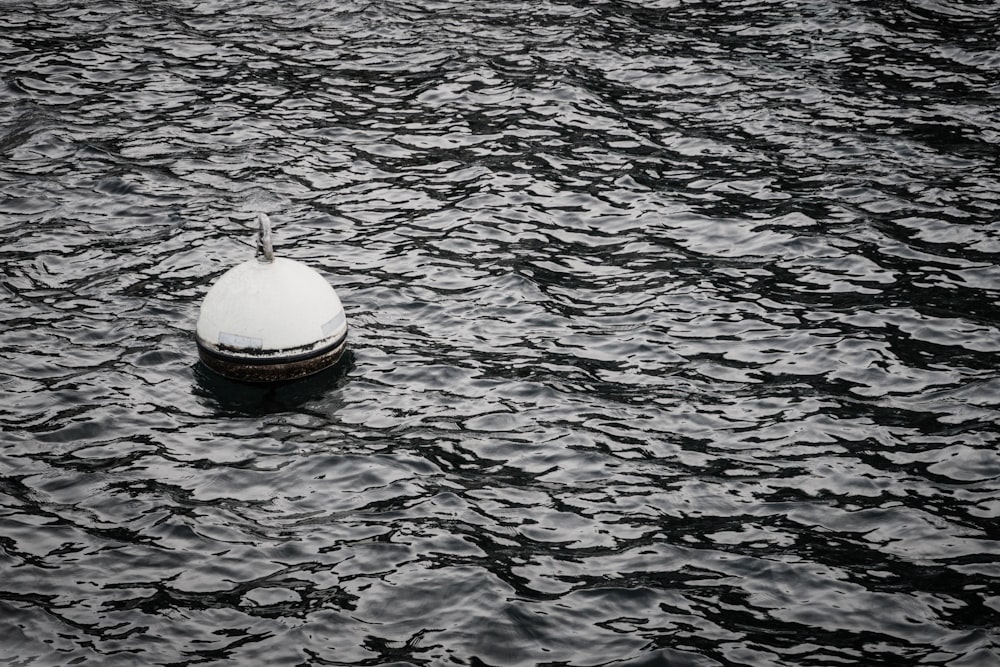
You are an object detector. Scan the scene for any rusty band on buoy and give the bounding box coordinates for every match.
[196,331,347,383]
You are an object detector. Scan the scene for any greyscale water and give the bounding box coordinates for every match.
[1,1,999,665]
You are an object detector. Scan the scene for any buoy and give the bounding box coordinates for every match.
[195,212,348,382]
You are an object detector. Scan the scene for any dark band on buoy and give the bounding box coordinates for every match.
[196,331,347,383]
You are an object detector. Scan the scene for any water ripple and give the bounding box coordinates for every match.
[2,0,999,665]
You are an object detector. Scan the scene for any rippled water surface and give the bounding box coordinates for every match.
[2,0,1000,664]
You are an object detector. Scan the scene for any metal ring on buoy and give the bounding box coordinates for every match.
[256,212,274,262]
[195,213,348,382]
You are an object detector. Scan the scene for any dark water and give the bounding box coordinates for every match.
[2,0,1000,664]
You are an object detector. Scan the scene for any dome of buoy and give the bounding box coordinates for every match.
[195,213,348,382]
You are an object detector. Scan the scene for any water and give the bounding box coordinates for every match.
[2,0,999,664]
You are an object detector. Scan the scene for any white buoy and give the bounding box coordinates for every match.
[195,213,348,382]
